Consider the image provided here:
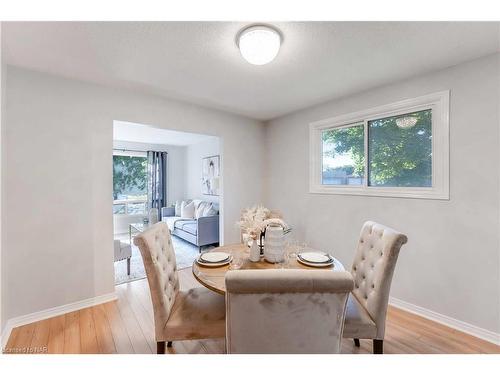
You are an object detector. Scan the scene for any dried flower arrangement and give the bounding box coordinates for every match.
[237,205,290,241]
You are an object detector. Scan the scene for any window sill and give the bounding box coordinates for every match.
[309,185,449,200]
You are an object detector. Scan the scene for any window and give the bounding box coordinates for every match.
[368,109,432,187]
[322,124,365,186]
[113,150,148,215]
[310,91,449,199]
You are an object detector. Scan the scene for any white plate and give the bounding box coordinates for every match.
[297,256,334,268]
[196,256,232,267]
[299,252,332,263]
[200,252,230,263]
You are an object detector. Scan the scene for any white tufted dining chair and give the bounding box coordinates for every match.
[133,222,225,353]
[342,221,408,354]
[225,269,354,354]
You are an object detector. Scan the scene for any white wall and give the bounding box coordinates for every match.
[112,140,187,234]
[185,137,221,205]
[2,66,265,325]
[0,22,4,335]
[264,54,500,335]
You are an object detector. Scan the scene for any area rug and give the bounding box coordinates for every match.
[114,234,210,285]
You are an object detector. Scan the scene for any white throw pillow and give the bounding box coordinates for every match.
[195,201,208,219]
[174,200,182,217]
[202,203,218,217]
[192,199,202,209]
[181,201,195,219]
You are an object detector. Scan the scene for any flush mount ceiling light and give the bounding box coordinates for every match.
[396,116,418,129]
[237,25,282,65]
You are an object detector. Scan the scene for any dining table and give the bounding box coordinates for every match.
[192,243,345,295]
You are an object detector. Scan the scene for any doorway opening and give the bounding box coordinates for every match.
[112,120,223,285]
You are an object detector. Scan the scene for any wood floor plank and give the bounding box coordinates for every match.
[47,314,66,353]
[4,327,20,353]
[11,322,36,354]
[200,338,225,354]
[92,304,116,354]
[63,311,81,354]
[129,280,154,315]
[79,307,99,354]
[103,301,135,354]
[30,319,51,354]
[116,287,156,353]
[4,268,500,355]
[115,288,152,354]
[387,306,494,354]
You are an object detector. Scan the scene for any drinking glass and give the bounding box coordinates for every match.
[276,253,288,269]
[299,242,309,255]
[286,239,299,253]
[229,251,244,270]
[285,240,298,267]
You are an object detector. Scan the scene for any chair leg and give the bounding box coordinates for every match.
[373,339,383,354]
[157,341,166,354]
[127,258,131,275]
[167,341,173,347]
[354,338,360,347]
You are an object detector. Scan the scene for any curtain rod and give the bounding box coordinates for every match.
[113,148,168,153]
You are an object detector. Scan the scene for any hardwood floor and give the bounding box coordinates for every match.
[4,268,500,354]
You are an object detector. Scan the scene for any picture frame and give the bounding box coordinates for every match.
[202,155,220,196]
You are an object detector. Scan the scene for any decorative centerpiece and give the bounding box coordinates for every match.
[237,205,291,263]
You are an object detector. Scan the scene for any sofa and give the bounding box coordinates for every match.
[161,200,219,251]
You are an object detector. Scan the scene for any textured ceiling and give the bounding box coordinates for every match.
[4,22,500,120]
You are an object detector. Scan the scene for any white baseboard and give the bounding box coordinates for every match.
[389,296,500,346]
[1,291,117,349]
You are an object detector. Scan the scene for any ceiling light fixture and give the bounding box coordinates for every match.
[396,116,418,129]
[237,25,282,65]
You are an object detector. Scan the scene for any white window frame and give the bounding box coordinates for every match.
[309,91,449,200]
[113,149,148,215]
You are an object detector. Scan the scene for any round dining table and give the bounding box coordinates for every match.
[192,243,345,295]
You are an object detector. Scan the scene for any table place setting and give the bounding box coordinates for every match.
[196,251,232,267]
[296,251,335,268]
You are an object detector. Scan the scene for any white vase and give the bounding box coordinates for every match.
[263,225,285,263]
[149,207,159,224]
[249,240,260,262]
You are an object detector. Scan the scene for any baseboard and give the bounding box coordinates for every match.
[1,291,117,349]
[389,296,500,346]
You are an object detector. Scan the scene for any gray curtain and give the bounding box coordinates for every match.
[147,151,168,218]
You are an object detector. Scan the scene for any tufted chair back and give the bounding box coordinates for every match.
[351,221,408,339]
[225,269,354,353]
[133,222,180,340]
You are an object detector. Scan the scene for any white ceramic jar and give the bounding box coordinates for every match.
[263,224,285,263]
[249,240,261,262]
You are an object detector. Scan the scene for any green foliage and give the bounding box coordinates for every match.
[322,109,432,187]
[369,110,432,187]
[113,156,147,200]
[323,124,365,177]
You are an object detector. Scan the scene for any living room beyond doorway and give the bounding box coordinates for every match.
[112,120,222,284]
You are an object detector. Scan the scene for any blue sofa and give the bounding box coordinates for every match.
[161,203,219,251]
